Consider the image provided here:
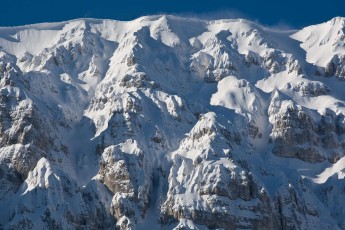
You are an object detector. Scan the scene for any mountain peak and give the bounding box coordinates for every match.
[291,16,345,68]
[329,16,345,26]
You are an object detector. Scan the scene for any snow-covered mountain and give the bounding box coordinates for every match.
[0,15,345,229]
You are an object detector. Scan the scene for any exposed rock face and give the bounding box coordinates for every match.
[269,91,345,164]
[290,81,330,97]
[0,16,345,230]
[324,56,345,79]
[99,142,152,227]
[161,113,278,230]
[268,92,324,163]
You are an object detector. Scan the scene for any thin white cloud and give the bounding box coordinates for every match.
[173,9,248,20]
[133,9,297,30]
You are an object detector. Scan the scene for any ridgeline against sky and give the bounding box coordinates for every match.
[0,0,344,28]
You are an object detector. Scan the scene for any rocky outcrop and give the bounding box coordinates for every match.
[268,95,325,163]
[324,55,345,79]
[98,142,152,228]
[161,113,278,229]
[269,91,345,163]
[290,81,330,97]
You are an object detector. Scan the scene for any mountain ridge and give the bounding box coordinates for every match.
[0,15,344,229]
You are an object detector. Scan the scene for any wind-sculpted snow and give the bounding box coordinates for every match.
[0,15,344,229]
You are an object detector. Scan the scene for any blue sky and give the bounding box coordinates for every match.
[1,0,344,28]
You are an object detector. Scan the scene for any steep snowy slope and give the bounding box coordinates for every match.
[292,17,345,78]
[0,15,344,229]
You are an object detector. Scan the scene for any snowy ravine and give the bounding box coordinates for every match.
[0,15,345,229]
